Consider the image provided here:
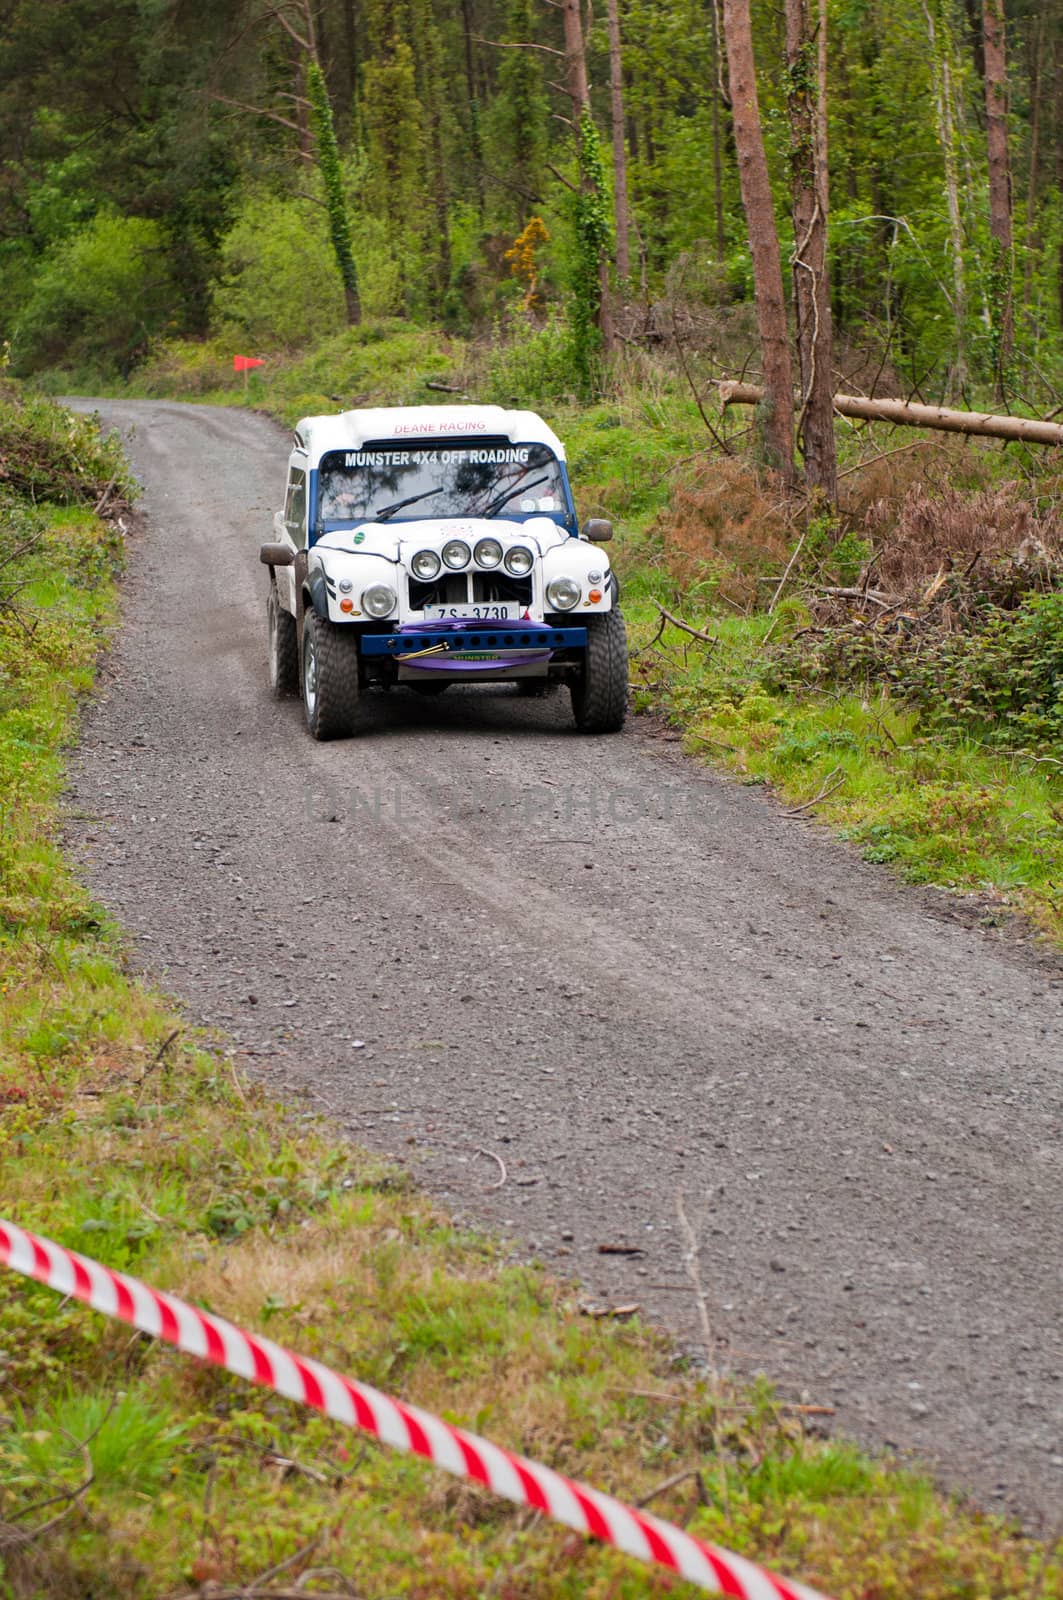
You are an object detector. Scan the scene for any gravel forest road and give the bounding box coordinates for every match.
[67,399,1062,1526]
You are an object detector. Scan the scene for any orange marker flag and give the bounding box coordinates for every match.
[233,354,265,372]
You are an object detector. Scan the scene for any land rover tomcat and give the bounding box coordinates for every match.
[260,404,628,740]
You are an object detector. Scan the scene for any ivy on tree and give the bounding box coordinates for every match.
[306,59,361,327]
[570,109,611,399]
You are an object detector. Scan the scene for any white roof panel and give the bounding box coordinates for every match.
[294,404,566,464]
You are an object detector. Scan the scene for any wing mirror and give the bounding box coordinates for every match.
[260,542,294,567]
[584,518,613,542]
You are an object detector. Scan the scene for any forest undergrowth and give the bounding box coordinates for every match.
[3,385,1060,1598]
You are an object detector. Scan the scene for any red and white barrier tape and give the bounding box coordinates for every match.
[0,1219,825,1600]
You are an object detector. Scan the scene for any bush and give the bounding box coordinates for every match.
[8,213,178,378]
[913,590,1063,747]
[483,309,579,405]
[0,384,133,505]
[771,582,1063,752]
[212,181,401,347]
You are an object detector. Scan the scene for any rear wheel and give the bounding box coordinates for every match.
[570,609,628,734]
[302,611,361,740]
[267,589,299,699]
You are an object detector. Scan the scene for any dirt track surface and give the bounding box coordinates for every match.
[67,399,1062,1527]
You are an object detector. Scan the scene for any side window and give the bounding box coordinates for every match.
[284,468,307,548]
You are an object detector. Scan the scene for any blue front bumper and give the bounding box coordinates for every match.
[360,626,588,657]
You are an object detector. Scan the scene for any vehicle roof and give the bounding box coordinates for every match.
[292,405,566,464]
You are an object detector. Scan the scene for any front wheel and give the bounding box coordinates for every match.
[302,611,361,740]
[570,609,628,734]
[267,588,299,699]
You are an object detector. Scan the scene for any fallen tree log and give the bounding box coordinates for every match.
[718,381,1063,448]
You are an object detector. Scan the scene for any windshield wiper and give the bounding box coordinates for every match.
[372,487,448,522]
[480,473,550,520]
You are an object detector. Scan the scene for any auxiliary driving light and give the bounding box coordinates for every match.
[411,549,441,580]
[361,582,396,618]
[546,575,581,611]
[504,544,534,577]
[474,537,503,568]
[442,539,471,570]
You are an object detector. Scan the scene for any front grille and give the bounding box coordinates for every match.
[408,572,470,609]
[407,572,534,610]
[472,572,533,606]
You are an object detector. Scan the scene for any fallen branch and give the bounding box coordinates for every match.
[653,603,719,647]
[4,1436,95,1549]
[786,767,847,814]
[836,439,936,480]
[93,473,119,515]
[137,1027,181,1086]
[768,524,809,614]
[720,381,1063,447]
[636,1466,709,1509]
[669,291,733,455]
[814,585,897,608]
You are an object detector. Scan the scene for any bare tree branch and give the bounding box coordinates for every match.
[473,34,565,56]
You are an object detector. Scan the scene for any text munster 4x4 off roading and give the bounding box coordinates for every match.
[259,405,627,739]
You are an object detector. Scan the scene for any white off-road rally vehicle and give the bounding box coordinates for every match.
[260,405,627,740]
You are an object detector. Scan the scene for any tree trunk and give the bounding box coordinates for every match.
[720,383,1063,446]
[709,0,727,259]
[460,0,485,219]
[341,0,361,138]
[785,0,836,500]
[815,0,829,218]
[1022,10,1044,313]
[606,0,631,282]
[721,0,794,483]
[562,0,590,112]
[923,0,967,400]
[982,0,1013,395]
[562,0,613,354]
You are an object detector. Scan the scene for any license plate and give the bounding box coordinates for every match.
[423,603,522,621]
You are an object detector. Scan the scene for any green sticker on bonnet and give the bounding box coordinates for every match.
[353,530,365,545]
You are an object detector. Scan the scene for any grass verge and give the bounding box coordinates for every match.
[620,573,1063,945]
[1,396,1060,1596]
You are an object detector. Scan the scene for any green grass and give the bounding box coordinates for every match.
[110,321,462,427]
[623,582,1063,942]
[1,392,1059,1598]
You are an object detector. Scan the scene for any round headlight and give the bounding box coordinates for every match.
[474,537,503,568]
[504,544,534,577]
[442,539,471,570]
[546,575,581,611]
[337,577,354,594]
[411,549,440,580]
[361,582,396,618]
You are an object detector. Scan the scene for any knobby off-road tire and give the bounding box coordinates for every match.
[570,609,628,734]
[267,589,299,699]
[302,611,361,740]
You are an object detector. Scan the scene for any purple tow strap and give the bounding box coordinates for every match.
[396,616,554,673]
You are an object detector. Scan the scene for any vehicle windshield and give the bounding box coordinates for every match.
[316,441,566,526]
